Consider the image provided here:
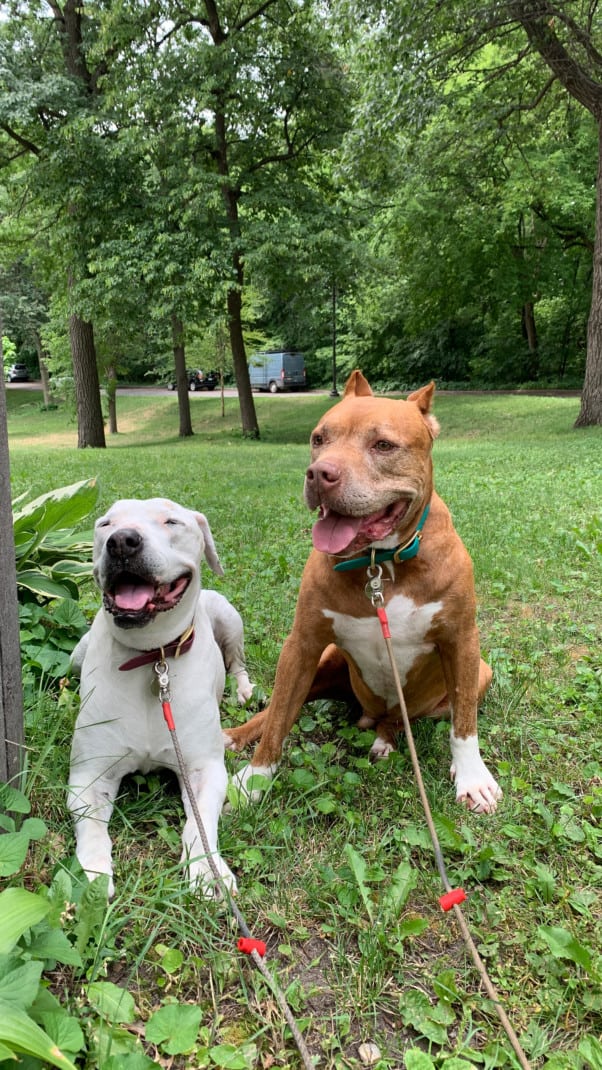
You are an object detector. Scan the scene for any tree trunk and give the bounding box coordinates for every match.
[521,301,539,380]
[575,123,602,426]
[214,106,260,438]
[172,314,193,437]
[510,5,602,424]
[228,276,260,438]
[68,314,106,448]
[34,332,52,408]
[107,364,118,434]
[0,370,24,785]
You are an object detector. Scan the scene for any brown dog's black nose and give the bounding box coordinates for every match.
[306,460,341,489]
[106,528,143,559]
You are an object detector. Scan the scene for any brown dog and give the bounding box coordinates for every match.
[225,371,501,813]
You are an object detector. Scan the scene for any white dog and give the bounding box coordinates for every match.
[68,498,253,898]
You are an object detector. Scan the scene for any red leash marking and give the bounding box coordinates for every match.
[238,937,267,957]
[162,701,176,731]
[439,888,467,911]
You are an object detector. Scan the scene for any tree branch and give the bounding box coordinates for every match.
[0,123,41,157]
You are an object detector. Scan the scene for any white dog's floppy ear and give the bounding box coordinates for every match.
[195,514,225,576]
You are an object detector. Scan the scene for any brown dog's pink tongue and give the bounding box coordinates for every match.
[312,512,363,554]
[114,581,154,610]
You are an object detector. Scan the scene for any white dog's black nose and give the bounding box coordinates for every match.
[107,528,143,559]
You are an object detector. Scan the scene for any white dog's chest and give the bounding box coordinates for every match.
[323,593,442,707]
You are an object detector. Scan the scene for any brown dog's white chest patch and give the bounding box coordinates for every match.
[323,594,443,707]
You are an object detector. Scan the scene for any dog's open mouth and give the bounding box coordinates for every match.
[312,499,412,556]
[104,571,192,622]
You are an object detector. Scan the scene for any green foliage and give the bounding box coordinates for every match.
[5,392,602,1064]
[13,478,98,688]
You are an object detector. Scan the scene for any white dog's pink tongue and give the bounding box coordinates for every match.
[114,581,154,610]
[312,512,363,554]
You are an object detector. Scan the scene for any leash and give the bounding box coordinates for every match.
[151,656,315,1070]
[365,566,531,1070]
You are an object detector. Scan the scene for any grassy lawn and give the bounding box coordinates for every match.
[5,386,602,1069]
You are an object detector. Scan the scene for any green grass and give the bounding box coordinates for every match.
[6,388,602,1069]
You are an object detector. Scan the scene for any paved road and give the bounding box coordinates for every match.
[7,382,580,399]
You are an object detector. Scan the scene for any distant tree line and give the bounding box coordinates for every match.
[1,0,601,438]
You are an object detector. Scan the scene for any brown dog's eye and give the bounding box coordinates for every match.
[374,439,396,452]
[311,433,324,448]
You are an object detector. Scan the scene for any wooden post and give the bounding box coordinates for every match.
[0,348,24,785]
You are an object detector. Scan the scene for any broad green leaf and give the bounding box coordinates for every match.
[0,998,77,1069]
[13,479,98,538]
[343,843,373,922]
[538,925,597,976]
[578,1036,602,1070]
[382,860,417,919]
[104,1054,157,1070]
[145,1003,202,1055]
[0,831,31,877]
[0,889,50,954]
[156,947,184,974]
[50,560,94,579]
[208,1042,257,1068]
[404,1051,436,1070]
[0,960,43,1009]
[0,784,30,815]
[27,928,83,968]
[87,981,136,1024]
[21,818,47,841]
[38,1012,85,1055]
[16,570,73,600]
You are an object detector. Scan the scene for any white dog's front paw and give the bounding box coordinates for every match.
[450,733,502,813]
[81,862,114,899]
[233,671,254,705]
[187,853,238,898]
[229,763,277,804]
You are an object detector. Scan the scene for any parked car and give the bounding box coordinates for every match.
[248,351,306,393]
[5,363,30,383]
[189,369,217,391]
[166,369,218,392]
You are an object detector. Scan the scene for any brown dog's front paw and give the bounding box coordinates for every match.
[223,727,245,752]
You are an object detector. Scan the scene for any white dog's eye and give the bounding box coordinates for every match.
[164,517,183,526]
[97,518,111,528]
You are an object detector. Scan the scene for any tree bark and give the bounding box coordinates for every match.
[575,122,602,425]
[521,301,539,379]
[107,364,118,434]
[34,332,52,408]
[209,32,260,437]
[172,314,193,437]
[0,368,24,785]
[69,314,106,448]
[509,3,602,422]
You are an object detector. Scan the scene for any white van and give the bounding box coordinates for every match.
[248,351,306,393]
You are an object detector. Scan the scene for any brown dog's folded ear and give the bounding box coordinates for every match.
[343,370,373,398]
[407,382,440,439]
[196,513,225,576]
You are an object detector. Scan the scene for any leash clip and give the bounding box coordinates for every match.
[364,562,385,606]
[154,658,171,701]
